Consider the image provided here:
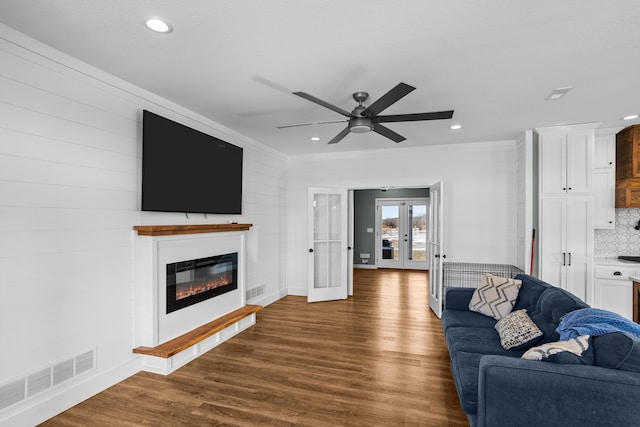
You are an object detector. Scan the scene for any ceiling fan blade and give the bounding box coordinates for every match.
[373,123,406,143]
[361,83,416,118]
[293,92,352,117]
[327,127,351,144]
[277,119,347,129]
[376,110,455,123]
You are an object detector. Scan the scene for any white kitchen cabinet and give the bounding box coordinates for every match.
[594,133,615,168]
[538,130,593,195]
[593,167,615,229]
[594,264,636,320]
[539,196,593,303]
[593,133,616,229]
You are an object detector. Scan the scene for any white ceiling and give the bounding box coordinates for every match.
[1,0,639,155]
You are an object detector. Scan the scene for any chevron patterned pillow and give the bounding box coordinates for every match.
[468,274,522,320]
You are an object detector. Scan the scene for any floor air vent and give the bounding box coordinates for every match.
[0,348,96,412]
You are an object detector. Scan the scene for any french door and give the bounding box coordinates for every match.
[307,187,348,302]
[376,198,429,270]
[428,182,445,317]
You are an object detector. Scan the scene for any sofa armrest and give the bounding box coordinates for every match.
[444,287,475,311]
[477,355,640,427]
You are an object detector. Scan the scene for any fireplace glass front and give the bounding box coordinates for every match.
[166,252,238,314]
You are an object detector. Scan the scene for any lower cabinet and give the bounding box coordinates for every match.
[539,196,593,303]
[594,265,636,320]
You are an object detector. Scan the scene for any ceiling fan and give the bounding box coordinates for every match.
[278,82,454,144]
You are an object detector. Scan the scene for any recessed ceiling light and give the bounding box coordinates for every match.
[145,18,173,33]
[546,87,572,101]
[310,136,321,141]
[623,114,639,121]
[450,124,462,130]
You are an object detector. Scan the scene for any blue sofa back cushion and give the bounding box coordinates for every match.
[529,287,589,343]
[593,332,640,373]
[512,274,553,313]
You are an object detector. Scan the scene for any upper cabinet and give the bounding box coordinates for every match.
[616,125,640,208]
[593,131,617,229]
[537,124,599,196]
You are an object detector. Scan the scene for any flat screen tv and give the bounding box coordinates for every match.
[141,110,243,214]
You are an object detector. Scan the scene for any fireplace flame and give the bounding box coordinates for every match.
[175,276,232,300]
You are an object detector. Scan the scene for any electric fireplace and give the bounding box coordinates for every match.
[166,252,238,314]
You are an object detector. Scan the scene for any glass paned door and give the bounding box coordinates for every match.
[428,182,444,318]
[377,198,428,270]
[308,187,348,302]
[407,202,428,268]
[381,205,401,262]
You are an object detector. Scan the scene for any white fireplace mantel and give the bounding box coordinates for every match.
[132,224,254,374]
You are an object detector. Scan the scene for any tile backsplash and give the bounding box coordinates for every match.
[595,208,640,257]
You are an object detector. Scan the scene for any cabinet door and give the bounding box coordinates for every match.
[539,133,567,195]
[593,168,615,229]
[566,131,593,194]
[564,197,593,303]
[594,279,633,320]
[594,134,615,168]
[539,197,567,287]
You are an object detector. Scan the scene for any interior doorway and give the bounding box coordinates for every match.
[376,198,429,269]
[351,188,430,272]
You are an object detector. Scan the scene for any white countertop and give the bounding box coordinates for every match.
[594,257,640,267]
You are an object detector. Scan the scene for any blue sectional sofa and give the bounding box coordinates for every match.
[442,274,640,427]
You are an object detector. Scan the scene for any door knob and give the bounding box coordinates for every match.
[309,249,314,253]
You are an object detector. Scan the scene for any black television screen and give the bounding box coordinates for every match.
[141,110,243,214]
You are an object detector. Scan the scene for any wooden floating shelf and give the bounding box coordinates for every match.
[133,305,263,358]
[133,223,252,236]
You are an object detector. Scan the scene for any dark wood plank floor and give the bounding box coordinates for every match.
[40,269,468,426]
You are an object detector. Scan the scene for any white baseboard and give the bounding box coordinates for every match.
[354,264,377,269]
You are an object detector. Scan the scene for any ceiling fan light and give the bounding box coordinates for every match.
[349,117,373,133]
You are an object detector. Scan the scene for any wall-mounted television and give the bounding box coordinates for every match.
[141,110,243,214]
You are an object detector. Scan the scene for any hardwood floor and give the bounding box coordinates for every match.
[41,269,468,426]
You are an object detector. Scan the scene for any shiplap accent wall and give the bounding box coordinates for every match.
[0,24,286,426]
[286,140,518,295]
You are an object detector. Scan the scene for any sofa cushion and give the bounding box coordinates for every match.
[445,326,525,357]
[593,332,640,373]
[469,274,522,320]
[449,351,485,414]
[529,287,589,344]
[442,309,497,332]
[495,309,543,350]
[512,274,553,312]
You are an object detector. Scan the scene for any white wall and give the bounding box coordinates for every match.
[0,24,286,426]
[286,140,518,295]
